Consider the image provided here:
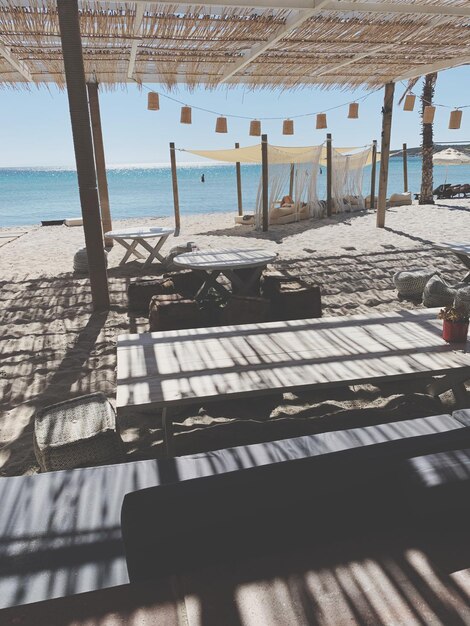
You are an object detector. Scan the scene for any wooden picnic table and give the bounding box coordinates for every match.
[116,309,470,456]
[435,242,470,282]
[173,248,277,299]
[105,226,174,269]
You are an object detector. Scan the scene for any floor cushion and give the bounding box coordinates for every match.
[423,275,457,308]
[393,268,437,298]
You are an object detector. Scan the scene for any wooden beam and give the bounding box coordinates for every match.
[169,142,181,235]
[235,142,243,216]
[261,134,269,232]
[87,82,113,247]
[318,12,461,80]
[326,133,332,217]
[289,163,295,198]
[402,142,408,193]
[0,42,32,81]
[129,0,470,15]
[218,0,330,83]
[377,83,394,229]
[370,139,377,211]
[394,55,470,82]
[57,0,109,310]
[317,45,387,77]
[127,4,145,79]
[323,1,470,18]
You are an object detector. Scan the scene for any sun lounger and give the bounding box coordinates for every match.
[433,183,470,200]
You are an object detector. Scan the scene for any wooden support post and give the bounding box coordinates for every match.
[87,82,113,247]
[235,142,243,216]
[377,82,395,228]
[326,133,333,217]
[402,142,408,193]
[289,163,295,198]
[261,134,269,232]
[57,0,109,311]
[370,139,377,210]
[169,142,180,235]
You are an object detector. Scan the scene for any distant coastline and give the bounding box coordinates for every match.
[391,143,470,158]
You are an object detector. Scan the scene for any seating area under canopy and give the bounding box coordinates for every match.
[1,0,469,309]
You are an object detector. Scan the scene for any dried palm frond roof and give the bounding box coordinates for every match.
[0,0,470,89]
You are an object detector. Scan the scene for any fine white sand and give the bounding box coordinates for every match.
[1,200,469,476]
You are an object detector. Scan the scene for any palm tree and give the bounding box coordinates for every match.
[419,73,438,204]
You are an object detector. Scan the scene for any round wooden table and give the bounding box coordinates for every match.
[105,227,174,270]
[173,248,277,300]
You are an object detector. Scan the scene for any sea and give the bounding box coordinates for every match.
[0,157,467,227]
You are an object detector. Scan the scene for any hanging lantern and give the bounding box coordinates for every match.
[423,105,435,124]
[215,116,228,133]
[180,106,192,124]
[449,109,462,130]
[316,113,327,129]
[348,102,359,119]
[403,94,416,112]
[147,92,160,111]
[249,120,261,136]
[283,119,294,135]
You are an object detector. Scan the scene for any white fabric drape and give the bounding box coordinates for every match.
[254,145,323,228]
[331,147,371,213]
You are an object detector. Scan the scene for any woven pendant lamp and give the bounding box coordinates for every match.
[283,119,294,135]
[147,92,160,111]
[403,94,416,111]
[449,109,462,129]
[348,102,359,119]
[180,106,192,124]
[423,105,435,124]
[249,120,261,136]
[215,116,228,133]
[316,113,327,129]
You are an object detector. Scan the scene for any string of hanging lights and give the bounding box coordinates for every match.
[139,79,376,135]
[144,78,469,134]
[400,81,470,130]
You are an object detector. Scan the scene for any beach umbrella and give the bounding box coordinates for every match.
[432,148,470,182]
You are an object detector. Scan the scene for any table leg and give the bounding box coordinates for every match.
[195,270,230,301]
[162,407,175,457]
[224,266,265,296]
[139,235,171,269]
[115,238,145,265]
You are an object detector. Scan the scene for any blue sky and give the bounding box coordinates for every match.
[2,65,470,167]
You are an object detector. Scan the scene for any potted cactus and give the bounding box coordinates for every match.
[438,306,469,343]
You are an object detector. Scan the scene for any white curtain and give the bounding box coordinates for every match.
[331,147,371,213]
[255,162,291,229]
[255,144,323,228]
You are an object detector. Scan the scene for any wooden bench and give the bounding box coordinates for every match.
[1,411,470,609]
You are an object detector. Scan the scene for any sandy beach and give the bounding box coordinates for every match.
[1,200,469,477]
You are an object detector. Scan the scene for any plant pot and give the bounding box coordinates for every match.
[442,319,469,343]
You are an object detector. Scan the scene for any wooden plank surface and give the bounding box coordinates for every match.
[117,309,470,411]
[173,248,277,270]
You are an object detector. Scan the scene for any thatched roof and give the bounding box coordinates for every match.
[1,0,470,89]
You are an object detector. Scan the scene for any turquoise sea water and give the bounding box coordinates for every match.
[1,157,469,227]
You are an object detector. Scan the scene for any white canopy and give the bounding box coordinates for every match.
[185,143,377,166]
[433,148,470,166]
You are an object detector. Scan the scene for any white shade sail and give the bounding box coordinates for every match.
[184,144,378,166]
